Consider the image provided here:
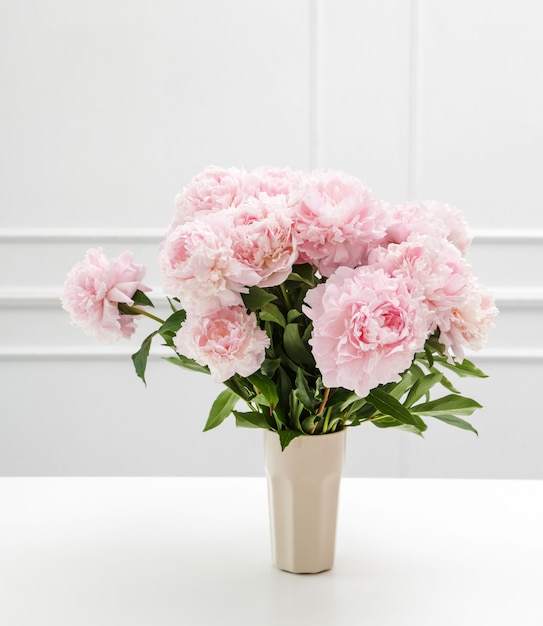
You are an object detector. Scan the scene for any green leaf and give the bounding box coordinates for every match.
[367,388,427,432]
[261,357,281,378]
[234,410,271,429]
[349,401,377,423]
[429,367,460,393]
[242,286,277,311]
[274,367,292,426]
[371,416,425,437]
[274,344,302,375]
[287,263,316,286]
[166,297,180,313]
[287,309,303,324]
[371,415,404,429]
[158,309,187,337]
[288,392,304,430]
[398,424,426,436]
[132,289,154,308]
[131,331,157,385]
[252,393,272,407]
[325,417,344,433]
[433,356,488,379]
[283,323,314,367]
[333,389,362,410]
[424,345,435,368]
[426,333,447,355]
[163,354,210,375]
[432,413,479,435]
[278,429,305,450]
[388,367,424,401]
[224,375,254,402]
[294,368,317,411]
[404,373,442,408]
[203,388,239,431]
[248,372,279,408]
[259,303,286,327]
[302,415,319,433]
[412,394,482,416]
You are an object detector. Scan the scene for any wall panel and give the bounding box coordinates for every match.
[0,0,312,229]
[416,0,543,228]
[1,0,542,476]
[320,0,413,203]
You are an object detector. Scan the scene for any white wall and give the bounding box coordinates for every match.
[1,0,542,477]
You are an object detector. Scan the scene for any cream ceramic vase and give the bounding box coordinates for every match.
[264,429,346,574]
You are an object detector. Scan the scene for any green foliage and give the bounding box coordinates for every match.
[278,429,305,450]
[259,303,286,327]
[130,264,488,449]
[283,323,314,367]
[234,410,273,429]
[242,286,277,311]
[204,388,240,431]
[367,388,428,434]
[131,308,204,384]
[131,331,157,385]
[163,355,210,375]
[132,289,155,308]
[158,309,186,337]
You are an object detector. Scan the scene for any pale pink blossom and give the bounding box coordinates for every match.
[251,166,304,199]
[292,170,388,276]
[61,248,149,342]
[225,193,298,288]
[174,306,270,382]
[169,165,260,231]
[438,278,498,361]
[303,266,432,397]
[159,220,245,313]
[369,234,472,333]
[385,201,472,255]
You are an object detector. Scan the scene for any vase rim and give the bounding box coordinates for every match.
[264,429,346,439]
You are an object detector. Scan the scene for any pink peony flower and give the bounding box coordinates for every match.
[303,266,432,397]
[225,193,298,288]
[174,306,270,382]
[368,234,473,334]
[169,166,260,231]
[161,192,299,311]
[61,248,149,342]
[158,220,245,313]
[292,170,388,276]
[251,166,304,199]
[385,201,472,255]
[438,278,498,361]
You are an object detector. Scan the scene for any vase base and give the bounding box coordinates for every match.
[275,563,332,575]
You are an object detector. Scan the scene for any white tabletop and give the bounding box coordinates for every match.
[0,477,541,626]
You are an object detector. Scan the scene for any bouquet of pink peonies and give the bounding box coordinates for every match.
[62,166,498,449]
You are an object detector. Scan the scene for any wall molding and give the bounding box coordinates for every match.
[1,345,541,362]
[0,228,164,243]
[0,346,172,360]
[471,229,543,243]
[0,287,164,307]
[2,286,541,309]
[1,227,543,244]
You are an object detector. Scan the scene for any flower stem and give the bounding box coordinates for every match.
[317,387,331,415]
[322,406,332,432]
[280,284,292,310]
[121,304,165,325]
